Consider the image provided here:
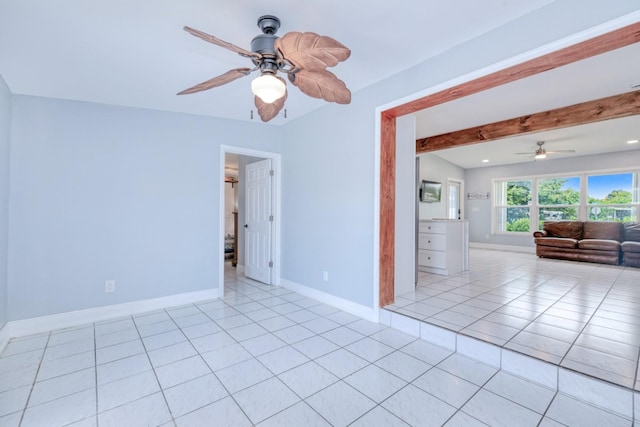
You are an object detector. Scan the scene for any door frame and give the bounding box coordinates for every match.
[374,16,640,308]
[447,178,464,220]
[219,145,281,297]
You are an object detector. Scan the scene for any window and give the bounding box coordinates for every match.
[537,177,580,228]
[494,170,640,234]
[587,173,638,222]
[495,180,532,232]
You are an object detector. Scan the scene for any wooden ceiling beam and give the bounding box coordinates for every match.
[416,90,640,153]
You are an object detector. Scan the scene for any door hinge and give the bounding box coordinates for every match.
[268,261,273,268]
[269,215,274,222]
[269,169,274,176]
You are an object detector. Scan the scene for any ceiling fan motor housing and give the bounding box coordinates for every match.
[251,34,278,56]
[251,16,281,74]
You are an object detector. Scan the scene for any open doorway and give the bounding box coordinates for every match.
[377,21,640,308]
[447,178,463,220]
[219,145,281,298]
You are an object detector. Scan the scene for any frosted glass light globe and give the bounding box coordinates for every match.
[251,74,285,103]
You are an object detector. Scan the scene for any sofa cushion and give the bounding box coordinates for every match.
[583,221,623,241]
[543,221,583,239]
[534,237,578,249]
[578,239,620,251]
[624,223,640,242]
[621,241,640,253]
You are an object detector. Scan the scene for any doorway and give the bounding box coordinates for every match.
[376,21,640,307]
[220,146,281,298]
[447,179,463,220]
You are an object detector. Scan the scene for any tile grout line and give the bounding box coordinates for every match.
[16,331,51,427]
[131,308,182,426]
[93,322,99,427]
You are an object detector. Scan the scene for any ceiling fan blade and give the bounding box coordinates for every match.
[177,68,252,95]
[275,32,351,71]
[546,149,577,153]
[289,69,351,104]
[515,152,534,155]
[255,79,288,122]
[183,26,261,59]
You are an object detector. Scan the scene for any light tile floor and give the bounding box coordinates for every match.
[0,262,634,426]
[386,248,640,391]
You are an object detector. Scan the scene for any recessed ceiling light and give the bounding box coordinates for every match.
[482,159,489,163]
[627,139,639,144]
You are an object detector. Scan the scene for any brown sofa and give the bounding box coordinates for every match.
[622,222,640,267]
[533,221,624,265]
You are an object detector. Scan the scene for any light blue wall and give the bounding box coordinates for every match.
[279,2,640,307]
[0,75,10,329]
[8,96,281,320]
[465,150,640,247]
[419,154,465,220]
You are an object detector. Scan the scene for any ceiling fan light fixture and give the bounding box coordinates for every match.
[534,152,547,160]
[251,74,286,103]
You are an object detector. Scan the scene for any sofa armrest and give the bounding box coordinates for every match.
[533,230,548,238]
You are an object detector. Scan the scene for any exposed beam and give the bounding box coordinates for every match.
[386,22,640,118]
[416,90,640,153]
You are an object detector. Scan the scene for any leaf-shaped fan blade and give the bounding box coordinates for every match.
[177,68,252,95]
[255,77,288,122]
[290,69,351,104]
[275,32,350,71]
[183,26,261,59]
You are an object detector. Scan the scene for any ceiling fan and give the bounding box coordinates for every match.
[516,141,576,160]
[177,15,351,122]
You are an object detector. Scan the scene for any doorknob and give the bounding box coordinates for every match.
[244,224,248,228]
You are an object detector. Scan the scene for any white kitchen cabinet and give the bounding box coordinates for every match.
[418,220,468,275]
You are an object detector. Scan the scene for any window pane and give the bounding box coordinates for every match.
[588,206,637,222]
[538,177,580,205]
[506,180,532,206]
[588,173,633,204]
[498,207,530,232]
[539,207,578,222]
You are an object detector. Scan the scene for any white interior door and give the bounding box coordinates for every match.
[245,159,272,284]
[448,180,462,219]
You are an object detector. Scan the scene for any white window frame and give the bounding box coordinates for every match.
[493,167,640,235]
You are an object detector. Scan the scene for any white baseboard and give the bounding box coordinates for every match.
[1,288,219,348]
[470,242,535,254]
[279,278,378,322]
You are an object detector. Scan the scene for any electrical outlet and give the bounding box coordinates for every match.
[322,271,329,281]
[105,280,116,293]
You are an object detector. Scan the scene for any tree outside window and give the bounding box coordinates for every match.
[537,177,580,229]
[588,173,637,222]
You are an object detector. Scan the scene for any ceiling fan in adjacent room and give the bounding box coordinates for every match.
[516,141,576,160]
[177,15,352,122]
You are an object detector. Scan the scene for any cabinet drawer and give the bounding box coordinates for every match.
[419,222,446,234]
[418,250,446,268]
[418,233,446,251]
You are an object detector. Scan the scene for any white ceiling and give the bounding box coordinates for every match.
[0,0,556,125]
[415,42,640,169]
